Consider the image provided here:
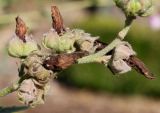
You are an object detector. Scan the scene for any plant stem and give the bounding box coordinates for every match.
[118,17,134,40]
[78,18,134,64]
[0,80,19,97]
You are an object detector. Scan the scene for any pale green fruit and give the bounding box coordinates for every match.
[57,37,75,53]
[42,30,59,49]
[23,38,38,56]
[58,31,75,53]
[8,36,24,57]
[8,36,38,58]
[42,29,75,53]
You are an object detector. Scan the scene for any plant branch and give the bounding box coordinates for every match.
[0,80,19,97]
[0,74,31,97]
[78,18,134,64]
[118,17,134,40]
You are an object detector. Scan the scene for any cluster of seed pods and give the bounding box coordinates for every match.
[4,0,155,107]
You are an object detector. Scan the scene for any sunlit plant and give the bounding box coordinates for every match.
[0,0,154,108]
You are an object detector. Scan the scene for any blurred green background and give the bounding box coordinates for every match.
[0,0,160,98]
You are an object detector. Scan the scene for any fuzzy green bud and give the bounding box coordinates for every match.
[42,29,75,53]
[114,0,153,17]
[8,35,38,58]
[42,29,59,49]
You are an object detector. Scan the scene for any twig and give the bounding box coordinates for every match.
[0,80,19,97]
[0,74,32,97]
[43,39,155,79]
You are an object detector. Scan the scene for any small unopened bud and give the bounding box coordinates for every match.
[8,35,38,58]
[114,0,153,17]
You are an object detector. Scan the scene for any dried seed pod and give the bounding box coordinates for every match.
[15,16,27,42]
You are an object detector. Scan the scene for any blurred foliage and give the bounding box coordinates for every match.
[0,106,28,113]
[0,0,52,14]
[58,15,160,98]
